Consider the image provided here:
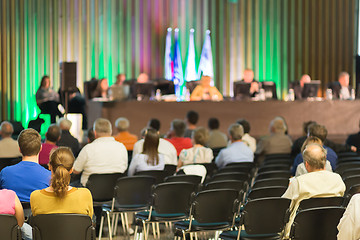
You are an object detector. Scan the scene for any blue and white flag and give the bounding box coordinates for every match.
[198,30,214,84]
[164,28,173,80]
[172,28,185,101]
[185,29,198,82]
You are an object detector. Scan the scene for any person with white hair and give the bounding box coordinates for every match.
[0,121,21,158]
[73,118,128,186]
[57,118,80,157]
[215,124,253,168]
[114,117,138,150]
[282,143,345,238]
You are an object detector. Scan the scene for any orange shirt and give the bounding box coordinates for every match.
[114,131,138,150]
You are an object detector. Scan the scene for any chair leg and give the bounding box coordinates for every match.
[120,213,126,235]
[99,215,104,240]
[156,222,160,238]
[143,221,148,240]
[152,223,157,239]
[113,213,119,236]
[125,212,130,234]
[182,231,186,240]
[195,232,198,240]
[133,225,138,240]
[106,212,113,240]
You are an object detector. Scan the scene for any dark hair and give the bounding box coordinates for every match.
[39,75,50,90]
[142,129,160,166]
[303,121,317,135]
[208,118,220,130]
[186,110,199,125]
[46,124,61,142]
[171,119,186,137]
[49,147,75,198]
[236,119,250,134]
[308,124,328,142]
[87,127,95,143]
[193,127,209,146]
[148,118,161,131]
[18,129,42,156]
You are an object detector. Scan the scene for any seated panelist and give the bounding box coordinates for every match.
[240,69,261,98]
[190,76,223,101]
[290,74,311,100]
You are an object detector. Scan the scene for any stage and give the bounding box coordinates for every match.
[87,100,360,142]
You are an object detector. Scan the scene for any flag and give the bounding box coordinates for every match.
[172,28,185,101]
[164,28,173,80]
[184,29,198,82]
[198,30,214,84]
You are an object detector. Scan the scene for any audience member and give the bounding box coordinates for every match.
[0,129,51,202]
[39,124,61,166]
[178,127,213,168]
[255,117,292,162]
[147,118,161,132]
[128,129,165,176]
[57,118,80,157]
[114,117,138,150]
[73,118,128,186]
[0,121,21,158]
[206,118,228,149]
[190,75,223,101]
[346,119,360,152]
[236,119,256,152]
[31,147,93,217]
[165,119,193,156]
[291,124,337,175]
[294,136,333,176]
[87,127,95,143]
[215,124,253,168]
[282,143,345,238]
[184,110,199,138]
[36,75,63,123]
[291,120,317,158]
[337,193,360,239]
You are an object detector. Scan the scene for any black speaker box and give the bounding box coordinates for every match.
[60,62,77,92]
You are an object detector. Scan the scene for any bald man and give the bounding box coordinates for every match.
[0,121,21,158]
[282,143,345,238]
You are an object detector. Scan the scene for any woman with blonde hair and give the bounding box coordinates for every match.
[30,147,93,217]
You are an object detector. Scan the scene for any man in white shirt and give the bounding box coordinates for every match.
[0,121,21,158]
[282,143,345,238]
[237,119,256,152]
[73,118,128,186]
[215,124,254,168]
[133,132,177,166]
[337,193,360,240]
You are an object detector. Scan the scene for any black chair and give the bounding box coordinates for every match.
[335,162,360,175]
[174,189,239,240]
[209,172,250,183]
[257,164,290,174]
[212,147,225,159]
[337,151,359,159]
[220,197,291,240]
[204,180,246,192]
[247,186,287,201]
[251,178,289,190]
[290,206,345,240]
[226,162,255,169]
[0,157,22,172]
[31,214,95,240]
[263,159,292,167]
[86,173,125,203]
[341,168,360,180]
[337,156,360,164]
[344,175,360,192]
[0,214,21,240]
[165,175,202,185]
[99,176,156,239]
[196,163,217,178]
[254,171,291,181]
[344,184,360,206]
[297,197,344,212]
[264,154,291,161]
[135,170,168,184]
[164,164,177,176]
[217,166,254,176]
[136,182,197,240]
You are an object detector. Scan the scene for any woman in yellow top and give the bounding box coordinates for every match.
[190,75,223,101]
[30,147,93,218]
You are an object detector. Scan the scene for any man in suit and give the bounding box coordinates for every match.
[330,72,354,100]
[290,74,311,100]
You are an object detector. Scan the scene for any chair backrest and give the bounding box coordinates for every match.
[152,182,196,214]
[134,170,168,184]
[195,163,217,177]
[344,175,360,191]
[337,156,360,164]
[86,173,124,202]
[263,159,291,166]
[164,175,202,185]
[335,162,360,175]
[264,154,291,161]
[341,168,360,180]
[192,189,239,224]
[217,166,253,175]
[164,164,177,176]
[31,214,95,240]
[0,214,21,240]
[337,151,359,159]
[251,178,290,189]
[0,157,22,172]
[210,172,250,183]
[225,162,255,169]
[297,197,344,212]
[211,147,224,159]
[257,164,290,174]
[204,180,246,192]
[254,171,291,181]
[290,207,345,240]
[114,176,156,206]
[241,197,291,234]
[344,184,360,206]
[247,186,287,201]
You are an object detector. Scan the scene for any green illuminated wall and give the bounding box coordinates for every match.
[0,0,358,126]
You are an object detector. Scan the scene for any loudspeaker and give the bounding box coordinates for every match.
[60,62,77,92]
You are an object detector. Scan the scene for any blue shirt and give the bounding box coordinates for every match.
[0,161,51,202]
[215,141,254,169]
[291,145,337,176]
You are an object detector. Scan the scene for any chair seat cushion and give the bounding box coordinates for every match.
[102,204,148,213]
[136,211,187,222]
[175,220,230,231]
